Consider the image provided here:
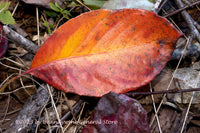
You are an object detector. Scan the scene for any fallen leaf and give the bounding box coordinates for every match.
[82,92,150,133]
[102,0,154,10]
[187,126,200,133]
[173,61,200,104]
[0,96,23,130]
[0,24,8,58]
[26,9,182,97]
[22,0,66,9]
[0,2,15,25]
[150,107,192,133]
[84,0,108,9]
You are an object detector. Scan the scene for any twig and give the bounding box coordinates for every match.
[11,1,19,16]
[48,99,84,133]
[5,84,49,133]
[36,7,40,46]
[0,108,21,116]
[126,87,200,97]
[44,108,52,133]
[175,0,200,44]
[171,42,200,61]
[153,0,164,12]
[151,0,200,124]
[161,9,197,61]
[76,0,91,11]
[19,70,33,97]
[148,37,190,127]
[60,100,83,121]
[46,84,64,133]
[0,85,35,95]
[2,57,26,69]
[55,16,65,30]
[180,71,200,133]
[0,61,24,72]
[0,94,10,126]
[163,1,200,18]
[55,7,75,30]
[182,0,191,5]
[149,83,162,133]
[0,73,17,93]
[172,108,193,132]
[155,0,168,13]
[74,101,86,132]
[3,25,39,54]
[193,21,200,31]
[63,94,77,121]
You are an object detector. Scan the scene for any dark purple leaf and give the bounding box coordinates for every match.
[82,92,150,133]
[0,25,8,58]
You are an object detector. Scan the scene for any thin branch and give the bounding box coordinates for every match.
[126,87,200,97]
[5,84,49,133]
[163,0,200,18]
[0,94,10,126]
[46,84,64,133]
[73,101,86,133]
[48,99,84,133]
[193,19,200,31]
[0,61,24,72]
[153,0,164,12]
[11,1,19,16]
[0,85,35,95]
[44,108,52,133]
[2,57,26,69]
[0,73,17,92]
[36,7,40,46]
[76,0,91,11]
[180,71,200,133]
[149,36,190,127]
[3,25,39,54]
[175,0,200,43]
[182,0,191,5]
[149,83,162,133]
[155,0,168,13]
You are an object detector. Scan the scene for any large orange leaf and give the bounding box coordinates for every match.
[26,9,182,97]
